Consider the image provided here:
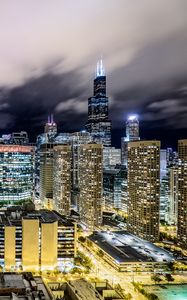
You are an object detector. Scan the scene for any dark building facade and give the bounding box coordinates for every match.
[85,60,111,147]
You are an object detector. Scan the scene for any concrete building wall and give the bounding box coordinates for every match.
[22,219,39,270]
[41,221,58,270]
[4,226,16,270]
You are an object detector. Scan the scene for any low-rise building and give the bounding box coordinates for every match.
[49,279,125,300]
[88,231,174,272]
[0,273,52,299]
[0,206,77,271]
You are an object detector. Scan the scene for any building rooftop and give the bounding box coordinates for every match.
[0,207,74,227]
[0,273,52,299]
[89,231,175,263]
[67,279,103,300]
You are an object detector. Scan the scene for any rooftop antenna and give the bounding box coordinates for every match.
[96,56,105,77]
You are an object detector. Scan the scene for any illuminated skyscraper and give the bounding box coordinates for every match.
[121,115,140,166]
[40,143,54,206]
[103,147,121,167]
[85,60,111,147]
[53,145,72,215]
[79,143,103,230]
[127,141,160,242]
[177,139,187,248]
[126,115,139,141]
[44,114,57,142]
[0,145,34,203]
[168,166,178,225]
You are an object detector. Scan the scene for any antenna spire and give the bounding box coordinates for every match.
[96,58,105,77]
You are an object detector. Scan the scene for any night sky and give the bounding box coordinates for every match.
[0,1,187,149]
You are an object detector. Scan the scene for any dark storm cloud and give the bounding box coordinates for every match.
[0,0,187,135]
[0,70,88,132]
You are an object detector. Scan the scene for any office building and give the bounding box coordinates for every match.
[121,115,140,166]
[10,131,29,145]
[103,147,121,167]
[85,60,111,147]
[35,116,57,200]
[177,139,187,248]
[0,207,77,271]
[79,143,103,230]
[44,114,57,142]
[166,147,178,167]
[127,141,160,242]
[53,145,72,215]
[54,132,71,144]
[103,167,125,210]
[40,143,54,206]
[0,145,34,203]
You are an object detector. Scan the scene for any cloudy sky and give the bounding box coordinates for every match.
[0,0,187,145]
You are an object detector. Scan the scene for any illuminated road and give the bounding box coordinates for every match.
[78,243,147,300]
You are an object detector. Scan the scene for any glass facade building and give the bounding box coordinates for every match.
[103,167,126,209]
[121,115,140,166]
[0,145,34,203]
[85,60,111,147]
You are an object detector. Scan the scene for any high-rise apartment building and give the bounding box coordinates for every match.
[121,115,140,166]
[127,141,160,242]
[70,131,92,210]
[168,166,178,225]
[53,145,72,215]
[79,143,103,230]
[0,207,77,271]
[177,139,187,248]
[70,131,92,188]
[0,145,34,203]
[160,149,169,222]
[40,143,54,206]
[85,60,111,147]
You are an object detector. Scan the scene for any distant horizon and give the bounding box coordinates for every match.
[1,123,186,150]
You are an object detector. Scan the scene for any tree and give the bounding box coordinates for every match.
[78,236,86,243]
[167,261,175,271]
[165,273,174,283]
[151,274,162,284]
[97,249,104,258]
[148,293,159,300]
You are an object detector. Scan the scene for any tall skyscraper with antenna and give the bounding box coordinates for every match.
[85,59,111,147]
[44,114,57,142]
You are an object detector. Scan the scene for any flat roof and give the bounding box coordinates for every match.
[68,279,103,300]
[0,274,25,289]
[0,209,74,227]
[89,231,175,264]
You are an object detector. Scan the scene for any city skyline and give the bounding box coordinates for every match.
[0,1,187,148]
